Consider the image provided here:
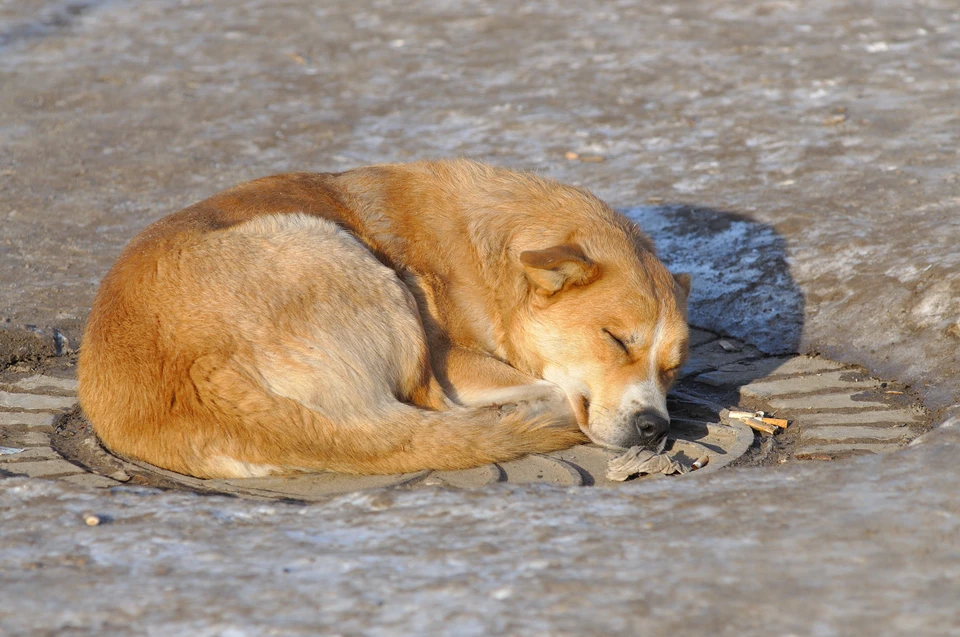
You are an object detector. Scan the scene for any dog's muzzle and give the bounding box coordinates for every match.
[631,409,671,450]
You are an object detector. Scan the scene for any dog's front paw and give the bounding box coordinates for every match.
[462,380,566,411]
[505,381,578,423]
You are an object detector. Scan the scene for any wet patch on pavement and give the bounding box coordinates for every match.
[0,326,932,501]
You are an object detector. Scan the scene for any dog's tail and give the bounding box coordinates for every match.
[276,398,589,477]
[350,402,586,475]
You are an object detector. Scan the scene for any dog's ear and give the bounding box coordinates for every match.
[520,244,600,296]
[673,272,692,299]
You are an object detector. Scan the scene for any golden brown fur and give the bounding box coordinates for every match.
[78,160,689,478]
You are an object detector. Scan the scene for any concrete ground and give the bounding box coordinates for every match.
[1,0,959,634]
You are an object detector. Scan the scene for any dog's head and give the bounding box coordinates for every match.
[518,238,691,451]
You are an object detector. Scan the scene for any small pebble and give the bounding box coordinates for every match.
[109,470,131,482]
[83,514,101,526]
[718,339,742,352]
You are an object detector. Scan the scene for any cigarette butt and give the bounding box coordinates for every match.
[83,514,101,526]
[690,455,710,471]
[743,417,777,435]
[725,409,759,420]
[761,417,790,429]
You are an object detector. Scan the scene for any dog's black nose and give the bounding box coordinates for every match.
[631,409,670,445]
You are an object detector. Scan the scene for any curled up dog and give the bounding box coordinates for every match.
[78,159,691,479]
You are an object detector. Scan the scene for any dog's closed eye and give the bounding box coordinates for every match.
[660,366,681,381]
[602,329,630,355]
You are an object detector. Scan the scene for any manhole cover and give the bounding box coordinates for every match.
[0,326,933,500]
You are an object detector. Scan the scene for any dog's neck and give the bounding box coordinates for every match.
[331,164,544,369]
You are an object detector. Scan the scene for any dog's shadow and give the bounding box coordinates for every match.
[624,204,804,357]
